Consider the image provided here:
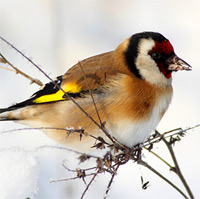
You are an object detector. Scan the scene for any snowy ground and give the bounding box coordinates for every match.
[0,0,200,198]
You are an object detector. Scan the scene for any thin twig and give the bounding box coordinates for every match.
[104,163,120,199]
[49,176,83,183]
[0,65,15,72]
[49,171,99,184]
[163,124,200,140]
[0,53,43,86]
[137,159,189,199]
[89,134,111,146]
[36,145,99,159]
[80,170,100,199]
[144,124,200,147]
[0,126,86,136]
[0,36,53,83]
[144,147,173,169]
[63,165,97,173]
[156,130,194,199]
[78,61,103,125]
[0,127,70,134]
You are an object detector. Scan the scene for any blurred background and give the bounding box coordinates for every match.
[0,0,200,198]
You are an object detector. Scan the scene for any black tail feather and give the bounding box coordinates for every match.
[0,108,9,114]
[0,98,36,114]
[0,76,64,117]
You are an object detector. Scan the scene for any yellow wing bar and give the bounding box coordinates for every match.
[33,83,82,104]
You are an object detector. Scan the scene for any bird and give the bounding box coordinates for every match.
[0,32,191,150]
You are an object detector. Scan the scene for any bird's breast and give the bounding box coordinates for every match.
[107,89,171,147]
[105,81,173,147]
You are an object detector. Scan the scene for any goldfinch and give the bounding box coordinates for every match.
[0,32,191,149]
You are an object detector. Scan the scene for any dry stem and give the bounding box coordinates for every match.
[137,159,189,199]
[156,130,194,199]
[0,53,43,86]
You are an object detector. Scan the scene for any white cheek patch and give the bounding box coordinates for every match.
[136,39,171,86]
[139,38,155,56]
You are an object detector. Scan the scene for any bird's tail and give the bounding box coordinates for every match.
[0,98,35,121]
[0,75,73,122]
[0,109,15,121]
[0,108,11,121]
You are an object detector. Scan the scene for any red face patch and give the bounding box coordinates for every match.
[153,40,174,55]
[159,63,172,79]
[149,40,174,79]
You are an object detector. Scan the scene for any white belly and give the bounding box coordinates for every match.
[108,94,172,147]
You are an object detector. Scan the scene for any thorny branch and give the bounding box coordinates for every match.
[104,163,120,198]
[0,36,199,199]
[0,52,43,86]
[155,130,194,199]
[144,125,200,147]
[36,124,198,199]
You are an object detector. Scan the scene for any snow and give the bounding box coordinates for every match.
[0,148,38,199]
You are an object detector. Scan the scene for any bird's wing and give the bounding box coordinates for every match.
[15,51,126,107]
[0,46,129,113]
[33,51,120,104]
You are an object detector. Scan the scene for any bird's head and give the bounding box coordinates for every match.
[124,32,191,86]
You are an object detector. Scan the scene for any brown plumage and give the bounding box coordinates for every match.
[0,32,191,149]
[61,38,130,91]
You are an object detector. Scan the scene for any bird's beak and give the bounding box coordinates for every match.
[167,54,192,72]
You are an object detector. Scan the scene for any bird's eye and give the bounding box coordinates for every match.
[151,52,161,60]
